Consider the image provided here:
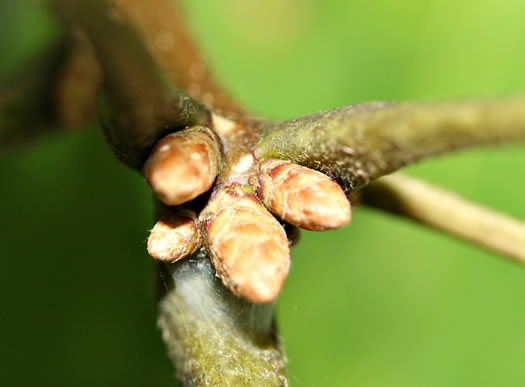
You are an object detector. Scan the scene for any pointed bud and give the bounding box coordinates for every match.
[256,159,351,231]
[201,184,290,303]
[148,209,201,262]
[143,126,221,206]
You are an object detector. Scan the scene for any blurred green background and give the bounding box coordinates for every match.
[1,0,524,386]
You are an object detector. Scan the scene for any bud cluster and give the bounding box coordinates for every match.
[145,125,351,303]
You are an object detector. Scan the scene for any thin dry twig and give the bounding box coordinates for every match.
[362,173,525,265]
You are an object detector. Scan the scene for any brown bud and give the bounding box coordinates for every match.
[201,184,290,303]
[256,159,351,231]
[148,209,201,262]
[143,126,221,206]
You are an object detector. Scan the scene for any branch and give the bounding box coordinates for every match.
[157,250,287,386]
[361,174,525,265]
[0,6,102,153]
[256,98,525,191]
[0,34,64,154]
[55,27,101,128]
[51,0,210,170]
[112,0,245,119]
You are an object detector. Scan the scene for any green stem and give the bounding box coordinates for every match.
[157,250,287,387]
[256,98,525,191]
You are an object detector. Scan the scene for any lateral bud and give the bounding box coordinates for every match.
[200,183,290,304]
[256,159,351,231]
[148,208,201,262]
[143,126,221,206]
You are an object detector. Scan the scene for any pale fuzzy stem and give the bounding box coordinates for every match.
[256,98,525,191]
[362,174,525,265]
[157,250,288,387]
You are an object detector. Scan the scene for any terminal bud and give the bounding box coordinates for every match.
[201,183,290,303]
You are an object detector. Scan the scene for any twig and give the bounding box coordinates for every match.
[1,9,101,148]
[112,0,245,118]
[0,34,64,154]
[157,251,287,386]
[55,27,101,128]
[51,0,210,169]
[256,98,525,191]
[361,174,525,265]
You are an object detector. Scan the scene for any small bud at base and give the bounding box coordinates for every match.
[148,210,201,262]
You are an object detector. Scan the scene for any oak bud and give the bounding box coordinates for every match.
[200,183,290,303]
[256,159,351,231]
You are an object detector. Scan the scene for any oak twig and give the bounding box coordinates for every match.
[112,0,245,119]
[52,0,210,169]
[0,35,64,154]
[55,27,101,128]
[157,251,287,386]
[362,174,525,265]
[257,98,525,191]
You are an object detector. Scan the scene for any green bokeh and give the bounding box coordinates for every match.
[1,1,524,386]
